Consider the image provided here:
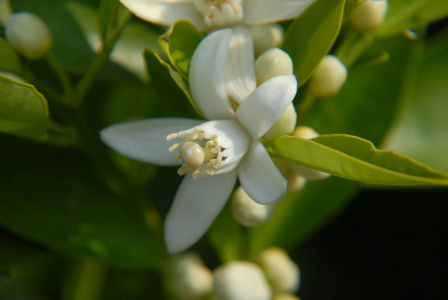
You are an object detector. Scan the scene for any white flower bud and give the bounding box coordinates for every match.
[213,261,272,300]
[231,186,276,227]
[274,293,301,300]
[309,55,347,98]
[166,253,213,300]
[349,0,388,32]
[292,126,330,180]
[264,103,297,141]
[273,158,306,193]
[250,24,284,57]
[255,48,293,85]
[5,12,53,60]
[259,247,300,293]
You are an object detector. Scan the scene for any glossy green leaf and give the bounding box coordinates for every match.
[385,31,448,172]
[275,134,448,185]
[0,75,49,141]
[283,0,345,87]
[0,137,165,269]
[377,0,448,37]
[251,36,422,253]
[159,20,204,80]
[144,49,201,117]
[0,38,21,74]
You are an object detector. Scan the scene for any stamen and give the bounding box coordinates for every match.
[177,164,190,176]
[167,133,178,141]
[169,143,179,152]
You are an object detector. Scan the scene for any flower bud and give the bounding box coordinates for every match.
[250,24,284,57]
[231,186,276,227]
[166,253,213,300]
[292,126,330,180]
[5,12,53,60]
[264,103,297,141]
[349,0,388,32]
[255,48,293,85]
[309,55,347,98]
[273,158,306,193]
[259,247,300,293]
[213,261,272,300]
[274,293,301,300]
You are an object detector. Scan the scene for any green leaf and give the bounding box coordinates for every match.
[0,137,165,269]
[377,0,448,37]
[283,0,346,87]
[384,30,448,172]
[250,36,422,253]
[0,75,49,141]
[0,38,21,74]
[275,134,448,185]
[144,49,201,117]
[159,20,204,80]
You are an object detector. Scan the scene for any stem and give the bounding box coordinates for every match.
[63,258,107,300]
[45,51,73,96]
[71,11,131,109]
[296,88,316,123]
[335,30,374,67]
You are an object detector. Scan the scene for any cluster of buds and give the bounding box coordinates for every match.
[213,247,300,300]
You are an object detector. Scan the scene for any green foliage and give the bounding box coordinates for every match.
[275,134,448,185]
[98,0,129,43]
[159,20,204,80]
[377,0,448,37]
[144,49,201,117]
[283,0,346,87]
[0,75,49,141]
[0,38,21,74]
[385,30,448,172]
[250,35,421,253]
[0,138,165,269]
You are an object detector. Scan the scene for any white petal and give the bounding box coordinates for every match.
[100,118,202,166]
[164,169,238,253]
[189,29,235,120]
[120,0,206,30]
[224,25,257,104]
[200,120,250,174]
[243,0,315,25]
[236,74,297,139]
[238,140,287,205]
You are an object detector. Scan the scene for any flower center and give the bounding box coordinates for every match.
[194,0,244,28]
[167,126,225,181]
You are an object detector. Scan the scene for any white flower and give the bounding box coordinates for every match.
[100,26,297,253]
[119,0,315,30]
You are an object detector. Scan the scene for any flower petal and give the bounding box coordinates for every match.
[238,140,287,205]
[243,0,315,25]
[189,28,235,120]
[120,0,206,30]
[236,74,297,139]
[200,120,250,174]
[100,118,202,166]
[164,169,238,253]
[224,25,257,104]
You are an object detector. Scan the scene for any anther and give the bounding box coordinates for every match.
[178,164,190,176]
[169,143,179,152]
[167,133,178,141]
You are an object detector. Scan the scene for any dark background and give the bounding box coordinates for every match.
[296,188,448,300]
